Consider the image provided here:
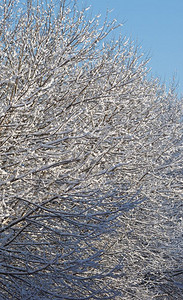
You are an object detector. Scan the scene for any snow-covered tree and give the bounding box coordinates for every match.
[0,0,182,298]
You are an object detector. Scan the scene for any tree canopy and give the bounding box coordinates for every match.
[0,0,182,298]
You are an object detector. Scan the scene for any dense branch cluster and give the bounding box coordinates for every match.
[0,0,182,299]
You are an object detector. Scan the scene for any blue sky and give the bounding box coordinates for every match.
[79,0,183,96]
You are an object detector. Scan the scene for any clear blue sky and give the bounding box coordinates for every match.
[79,0,183,96]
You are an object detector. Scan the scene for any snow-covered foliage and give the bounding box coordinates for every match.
[0,0,182,298]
